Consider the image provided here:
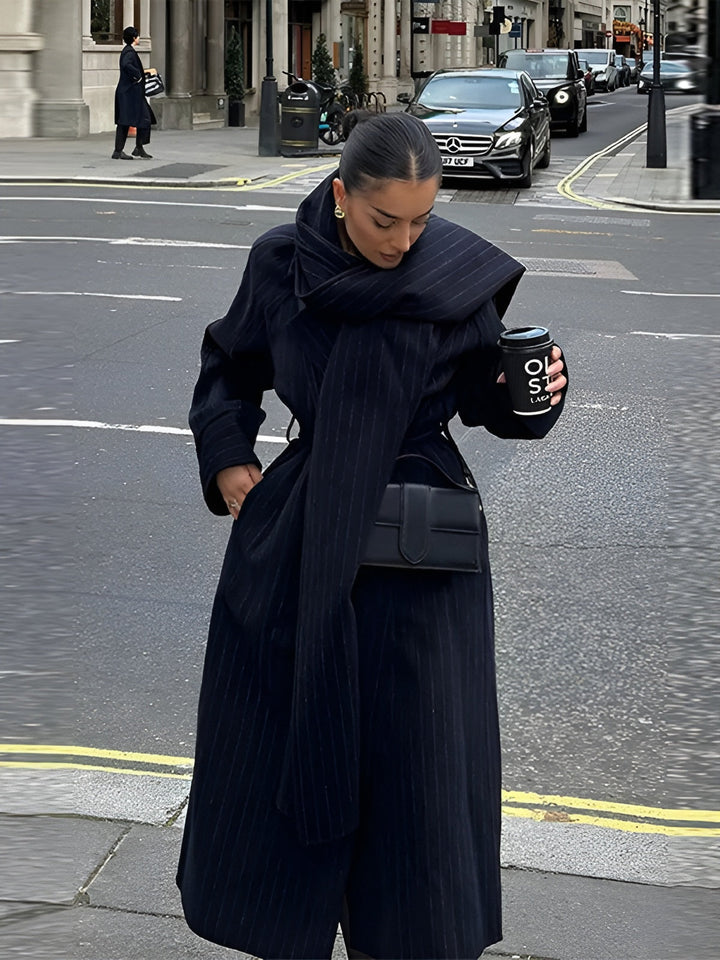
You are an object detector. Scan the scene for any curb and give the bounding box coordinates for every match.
[0,174,252,189]
[605,194,720,213]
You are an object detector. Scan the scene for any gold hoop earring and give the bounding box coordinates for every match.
[334,203,345,220]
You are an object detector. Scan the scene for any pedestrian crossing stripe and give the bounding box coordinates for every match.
[2,745,719,835]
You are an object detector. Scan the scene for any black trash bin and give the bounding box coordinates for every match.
[280,82,320,156]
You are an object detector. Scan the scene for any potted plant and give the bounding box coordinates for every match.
[225,26,245,127]
[348,35,368,100]
[312,33,337,87]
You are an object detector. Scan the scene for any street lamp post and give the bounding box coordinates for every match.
[258,0,279,156]
[646,0,666,168]
[638,16,645,70]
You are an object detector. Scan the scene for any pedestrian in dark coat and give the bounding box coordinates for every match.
[112,26,156,160]
[177,113,567,960]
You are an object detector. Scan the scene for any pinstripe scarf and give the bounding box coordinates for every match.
[276,176,523,845]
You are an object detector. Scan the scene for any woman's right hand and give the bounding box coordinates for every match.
[217,464,263,520]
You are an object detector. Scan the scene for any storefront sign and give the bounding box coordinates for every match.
[431,20,467,35]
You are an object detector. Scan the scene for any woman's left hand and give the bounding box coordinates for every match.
[497,345,567,406]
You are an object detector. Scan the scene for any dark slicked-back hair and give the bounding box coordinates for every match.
[123,25,139,45]
[338,112,442,194]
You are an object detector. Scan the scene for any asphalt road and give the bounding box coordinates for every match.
[1,85,717,833]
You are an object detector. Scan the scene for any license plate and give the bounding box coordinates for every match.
[442,156,473,167]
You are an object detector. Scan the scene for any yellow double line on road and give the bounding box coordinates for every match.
[0,744,193,780]
[2,745,719,837]
[556,122,647,210]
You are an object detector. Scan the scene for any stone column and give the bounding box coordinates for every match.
[398,0,411,87]
[140,0,151,40]
[34,0,90,137]
[206,0,225,96]
[382,0,399,101]
[149,0,166,76]
[82,0,93,45]
[0,0,43,139]
[165,0,193,128]
[367,0,381,90]
[123,0,135,30]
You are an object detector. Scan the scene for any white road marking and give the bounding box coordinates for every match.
[629,331,720,340]
[622,290,720,298]
[0,339,19,344]
[0,236,250,250]
[0,196,296,212]
[1,291,181,301]
[0,418,287,443]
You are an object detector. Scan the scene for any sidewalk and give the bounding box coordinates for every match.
[2,774,718,960]
[0,124,343,191]
[0,103,718,212]
[2,759,719,959]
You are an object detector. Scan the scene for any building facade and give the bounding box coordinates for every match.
[1,0,670,139]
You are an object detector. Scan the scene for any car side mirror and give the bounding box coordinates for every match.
[397,92,411,104]
[576,69,584,80]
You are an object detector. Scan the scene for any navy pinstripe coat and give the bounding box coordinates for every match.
[177,175,565,959]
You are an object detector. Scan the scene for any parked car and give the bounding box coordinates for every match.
[499,49,587,136]
[575,48,619,92]
[403,68,552,188]
[578,58,596,96]
[625,57,639,82]
[637,58,703,94]
[615,55,631,86]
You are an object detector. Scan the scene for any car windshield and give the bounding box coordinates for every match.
[502,52,568,79]
[418,75,522,109]
[581,51,609,65]
[642,61,690,75]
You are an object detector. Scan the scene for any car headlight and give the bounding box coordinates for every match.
[554,90,570,104]
[494,131,524,149]
[678,79,693,89]
[596,72,606,80]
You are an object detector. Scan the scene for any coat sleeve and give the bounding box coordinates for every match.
[121,47,143,83]
[188,242,277,515]
[454,297,567,440]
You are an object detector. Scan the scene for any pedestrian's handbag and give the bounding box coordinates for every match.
[360,438,482,573]
[144,71,165,97]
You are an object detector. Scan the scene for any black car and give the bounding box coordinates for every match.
[403,68,551,188]
[499,49,588,136]
[637,59,703,94]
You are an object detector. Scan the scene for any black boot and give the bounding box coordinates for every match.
[132,147,153,159]
[111,151,133,160]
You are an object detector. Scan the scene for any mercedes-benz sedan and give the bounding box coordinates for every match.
[404,68,552,188]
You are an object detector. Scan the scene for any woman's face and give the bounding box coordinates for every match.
[332,176,439,270]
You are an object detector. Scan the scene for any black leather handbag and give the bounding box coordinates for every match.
[360,443,482,574]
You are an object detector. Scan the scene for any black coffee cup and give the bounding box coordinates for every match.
[498,326,554,416]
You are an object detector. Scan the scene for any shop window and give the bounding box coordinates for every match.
[91,0,141,44]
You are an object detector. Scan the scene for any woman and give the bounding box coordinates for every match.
[112,26,155,160]
[177,113,567,960]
